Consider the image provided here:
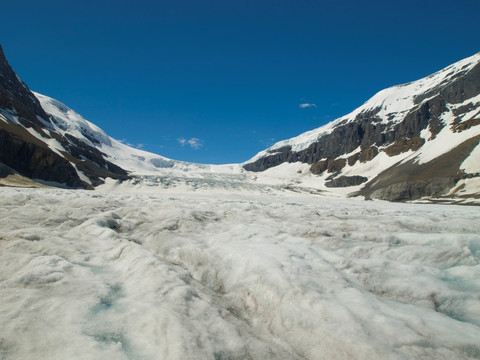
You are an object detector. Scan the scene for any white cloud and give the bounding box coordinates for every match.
[178,137,203,150]
[299,103,317,109]
[178,138,187,146]
[188,138,203,149]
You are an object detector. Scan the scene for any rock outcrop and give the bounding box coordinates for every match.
[325,175,368,188]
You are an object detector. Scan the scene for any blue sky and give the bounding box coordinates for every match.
[2,0,479,164]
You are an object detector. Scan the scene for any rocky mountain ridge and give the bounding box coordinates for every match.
[244,53,480,201]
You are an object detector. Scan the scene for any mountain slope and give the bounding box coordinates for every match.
[244,53,480,201]
[33,92,243,175]
[0,45,134,188]
[0,45,221,189]
[33,92,186,175]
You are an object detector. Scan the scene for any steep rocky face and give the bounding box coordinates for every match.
[0,128,85,187]
[245,63,479,173]
[0,47,50,129]
[244,53,480,201]
[0,45,129,188]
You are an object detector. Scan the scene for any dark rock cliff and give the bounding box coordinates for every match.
[244,62,480,175]
[0,46,50,129]
[0,128,85,188]
[0,45,129,188]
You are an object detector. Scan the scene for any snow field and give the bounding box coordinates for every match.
[1,188,480,359]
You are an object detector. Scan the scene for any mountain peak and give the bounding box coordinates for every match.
[248,53,480,161]
[244,53,480,202]
[0,44,50,128]
[0,44,9,67]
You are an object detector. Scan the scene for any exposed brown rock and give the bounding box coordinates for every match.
[452,116,480,132]
[348,153,358,166]
[310,160,327,175]
[327,158,346,173]
[359,146,379,163]
[310,157,347,175]
[384,137,425,157]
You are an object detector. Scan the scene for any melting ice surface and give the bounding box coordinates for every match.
[1,187,480,360]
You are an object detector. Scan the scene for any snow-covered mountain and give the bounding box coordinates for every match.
[0,45,240,189]
[244,53,480,201]
[32,92,238,176]
[1,43,480,202]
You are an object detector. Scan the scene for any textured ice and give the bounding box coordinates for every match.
[1,188,480,360]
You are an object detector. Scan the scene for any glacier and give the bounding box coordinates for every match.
[1,187,479,360]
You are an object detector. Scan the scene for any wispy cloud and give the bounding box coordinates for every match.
[178,137,203,150]
[119,139,161,150]
[299,103,317,109]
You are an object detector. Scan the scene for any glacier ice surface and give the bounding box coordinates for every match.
[0,188,480,360]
